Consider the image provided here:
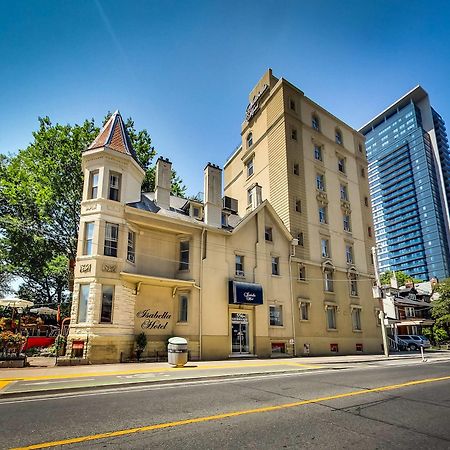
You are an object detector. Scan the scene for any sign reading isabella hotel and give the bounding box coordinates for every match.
[136,310,171,330]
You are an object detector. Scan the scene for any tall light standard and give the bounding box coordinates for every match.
[371,246,389,357]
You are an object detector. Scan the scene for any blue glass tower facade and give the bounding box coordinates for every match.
[360,87,450,280]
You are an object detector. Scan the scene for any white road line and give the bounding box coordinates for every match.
[23,378,96,386]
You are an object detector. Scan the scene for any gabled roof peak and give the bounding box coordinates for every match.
[87,111,138,162]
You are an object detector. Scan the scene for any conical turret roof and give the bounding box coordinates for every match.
[87,111,138,161]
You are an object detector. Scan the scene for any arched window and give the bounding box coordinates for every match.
[335,128,343,145]
[312,114,320,131]
[246,132,253,148]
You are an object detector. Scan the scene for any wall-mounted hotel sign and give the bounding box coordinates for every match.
[229,280,263,305]
[136,310,171,330]
[245,84,269,122]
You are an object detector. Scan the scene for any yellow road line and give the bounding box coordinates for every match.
[0,381,11,392]
[10,374,450,450]
[0,361,321,383]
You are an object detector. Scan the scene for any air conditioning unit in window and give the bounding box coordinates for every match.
[223,196,238,213]
[236,270,245,277]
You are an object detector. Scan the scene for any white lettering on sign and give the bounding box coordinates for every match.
[243,291,256,301]
[245,84,269,121]
[232,313,248,323]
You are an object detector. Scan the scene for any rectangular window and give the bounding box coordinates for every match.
[298,265,306,281]
[360,167,366,178]
[326,306,337,329]
[293,163,299,175]
[343,214,351,232]
[352,308,362,331]
[364,196,369,207]
[338,157,346,174]
[312,116,320,131]
[246,158,254,177]
[368,226,372,238]
[108,172,121,202]
[300,302,309,320]
[100,285,114,323]
[289,99,296,111]
[314,145,322,161]
[297,232,304,247]
[291,128,297,140]
[405,307,415,317]
[89,171,99,199]
[84,222,94,255]
[78,284,90,323]
[104,223,119,257]
[324,270,334,292]
[346,245,354,264]
[319,206,327,224]
[316,173,325,191]
[127,231,136,263]
[178,294,188,322]
[295,199,302,213]
[271,256,280,275]
[340,184,348,201]
[235,255,244,276]
[321,239,329,258]
[247,188,253,206]
[350,274,358,296]
[265,227,273,241]
[269,305,283,326]
[179,241,190,271]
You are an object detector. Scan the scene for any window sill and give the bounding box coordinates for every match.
[176,322,189,326]
[352,329,363,333]
[178,269,190,273]
[299,319,309,322]
[246,173,254,181]
[269,325,284,328]
[326,328,338,332]
[271,274,281,278]
[324,290,335,294]
[297,279,308,283]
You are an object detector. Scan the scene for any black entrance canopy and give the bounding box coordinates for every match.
[228,280,263,305]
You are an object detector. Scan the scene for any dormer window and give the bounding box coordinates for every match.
[246,132,253,148]
[108,172,121,202]
[193,206,200,218]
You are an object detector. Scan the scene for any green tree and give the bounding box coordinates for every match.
[0,115,186,305]
[431,278,450,338]
[379,270,422,286]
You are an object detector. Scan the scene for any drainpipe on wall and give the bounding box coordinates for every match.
[289,251,297,357]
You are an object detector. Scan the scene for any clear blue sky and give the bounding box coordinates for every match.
[1,0,449,196]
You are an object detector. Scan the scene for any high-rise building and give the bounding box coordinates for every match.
[359,86,450,280]
[224,69,381,355]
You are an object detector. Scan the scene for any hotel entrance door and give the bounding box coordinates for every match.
[231,313,249,354]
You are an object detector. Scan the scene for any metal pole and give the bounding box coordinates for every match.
[378,310,389,357]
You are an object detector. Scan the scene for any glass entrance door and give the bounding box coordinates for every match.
[231,313,249,354]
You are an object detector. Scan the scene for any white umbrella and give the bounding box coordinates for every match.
[30,306,57,315]
[0,298,34,308]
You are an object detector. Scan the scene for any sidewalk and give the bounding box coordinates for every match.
[1,350,449,398]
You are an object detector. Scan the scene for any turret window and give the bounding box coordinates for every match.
[84,222,94,256]
[89,171,99,199]
[108,172,121,202]
[127,231,136,263]
[104,223,119,257]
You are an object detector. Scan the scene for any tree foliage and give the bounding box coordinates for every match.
[379,270,422,286]
[0,114,186,306]
[432,278,450,337]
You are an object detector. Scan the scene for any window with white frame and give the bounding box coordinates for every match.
[405,307,415,317]
[104,223,119,257]
[100,285,114,323]
[299,301,309,320]
[298,264,306,281]
[340,184,348,201]
[247,188,253,206]
[269,305,283,326]
[127,231,136,263]
[352,308,362,331]
[78,284,90,323]
[271,256,280,275]
[345,245,354,264]
[179,240,190,271]
[326,305,337,329]
[108,172,121,202]
[89,170,99,199]
[324,269,334,292]
[349,273,358,296]
[178,294,188,322]
[343,214,351,232]
[246,132,253,148]
[321,238,330,258]
[319,206,327,224]
[84,222,94,256]
[235,255,245,276]
[246,158,254,177]
[316,173,325,191]
[314,144,323,161]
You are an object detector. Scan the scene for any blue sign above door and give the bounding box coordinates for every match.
[229,280,263,305]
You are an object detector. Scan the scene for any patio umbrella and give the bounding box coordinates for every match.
[0,298,34,308]
[30,307,58,315]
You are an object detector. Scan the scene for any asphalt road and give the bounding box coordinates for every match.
[2,361,450,449]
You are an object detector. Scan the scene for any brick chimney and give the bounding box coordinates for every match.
[204,163,222,227]
[155,157,172,209]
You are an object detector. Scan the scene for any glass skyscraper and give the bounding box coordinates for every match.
[360,86,450,280]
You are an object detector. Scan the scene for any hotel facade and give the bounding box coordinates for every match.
[66,71,382,363]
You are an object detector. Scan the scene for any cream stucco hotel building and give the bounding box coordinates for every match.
[66,70,381,363]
